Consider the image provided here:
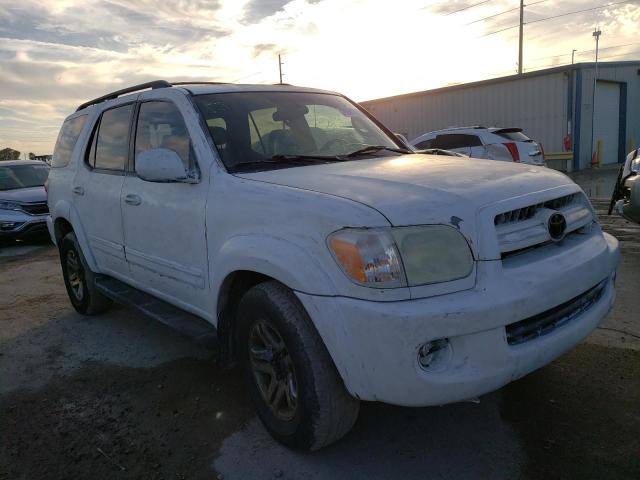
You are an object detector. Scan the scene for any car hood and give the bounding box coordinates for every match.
[0,186,47,203]
[237,154,575,226]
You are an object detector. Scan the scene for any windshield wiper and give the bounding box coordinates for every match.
[344,145,413,157]
[231,155,342,173]
[270,154,342,162]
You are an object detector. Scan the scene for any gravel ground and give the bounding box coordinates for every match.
[1,204,638,480]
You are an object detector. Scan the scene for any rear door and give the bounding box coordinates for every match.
[72,101,135,277]
[120,92,210,313]
[430,133,483,157]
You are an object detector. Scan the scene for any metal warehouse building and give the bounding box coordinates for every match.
[361,61,640,172]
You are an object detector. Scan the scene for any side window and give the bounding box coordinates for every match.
[206,117,228,158]
[414,139,433,150]
[94,104,133,171]
[248,107,286,156]
[135,101,192,169]
[304,104,366,147]
[431,134,482,149]
[52,115,87,167]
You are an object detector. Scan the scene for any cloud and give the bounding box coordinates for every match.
[242,0,321,23]
[0,0,639,154]
[252,43,278,57]
[242,0,292,23]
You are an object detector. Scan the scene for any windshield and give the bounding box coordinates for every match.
[0,164,50,191]
[193,91,401,172]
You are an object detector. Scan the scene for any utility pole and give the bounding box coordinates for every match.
[518,0,524,74]
[571,49,577,64]
[589,27,602,166]
[278,54,284,84]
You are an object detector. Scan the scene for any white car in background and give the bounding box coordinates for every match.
[411,126,545,166]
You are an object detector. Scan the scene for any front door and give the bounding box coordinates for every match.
[121,99,209,313]
[72,102,134,277]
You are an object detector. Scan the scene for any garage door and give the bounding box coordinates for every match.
[593,81,620,165]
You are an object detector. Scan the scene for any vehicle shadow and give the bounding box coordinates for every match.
[213,392,525,480]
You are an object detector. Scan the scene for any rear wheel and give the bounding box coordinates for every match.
[237,281,359,451]
[60,232,111,315]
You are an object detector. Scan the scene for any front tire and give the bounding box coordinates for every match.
[237,281,359,451]
[59,232,111,315]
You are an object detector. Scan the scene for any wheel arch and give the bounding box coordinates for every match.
[212,235,338,366]
[50,203,99,272]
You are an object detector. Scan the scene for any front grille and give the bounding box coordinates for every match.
[506,280,606,346]
[20,202,49,215]
[494,193,577,226]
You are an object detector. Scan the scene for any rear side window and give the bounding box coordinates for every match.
[134,101,193,169]
[87,104,133,171]
[494,130,531,142]
[431,134,482,149]
[52,115,87,167]
[414,139,433,149]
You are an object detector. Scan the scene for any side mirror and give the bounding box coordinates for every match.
[394,133,411,148]
[136,148,187,182]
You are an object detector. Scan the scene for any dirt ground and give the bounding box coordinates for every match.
[1,202,639,480]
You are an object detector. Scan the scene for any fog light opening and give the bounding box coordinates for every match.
[417,338,452,372]
[1,222,18,231]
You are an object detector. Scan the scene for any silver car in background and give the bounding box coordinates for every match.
[0,160,50,243]
[609,148,640,223]
[411,126,545,165]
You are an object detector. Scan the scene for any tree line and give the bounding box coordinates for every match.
[0,148,37,161]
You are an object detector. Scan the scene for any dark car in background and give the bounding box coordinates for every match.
[0,160,50,244]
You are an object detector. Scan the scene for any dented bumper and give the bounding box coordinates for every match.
[297,230,619,406]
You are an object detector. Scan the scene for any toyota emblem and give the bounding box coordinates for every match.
[548,212,567,241]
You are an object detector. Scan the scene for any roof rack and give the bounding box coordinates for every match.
[75,80,171,111]
[172,81,229,86]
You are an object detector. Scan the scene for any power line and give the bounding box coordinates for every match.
[527,41,640,62]
[526,0,635,26]
[599,49,640,59]
[466,5,520,25]
[480,0,636,37]
[445,0,494,16]
[465,0,549,26]
[523,49,640,71]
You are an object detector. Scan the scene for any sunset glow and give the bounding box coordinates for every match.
[1,0,639,154]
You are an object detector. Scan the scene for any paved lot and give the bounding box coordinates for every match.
[1,204,639,480]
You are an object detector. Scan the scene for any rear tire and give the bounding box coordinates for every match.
[60,232,111,315]
[237,281,359,451]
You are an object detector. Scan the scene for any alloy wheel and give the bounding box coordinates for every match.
[66,249,84,301]
[248,320,298,421]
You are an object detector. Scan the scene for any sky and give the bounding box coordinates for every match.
[1,0,639,155]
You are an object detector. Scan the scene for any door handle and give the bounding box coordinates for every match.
[124,194,142,206]
[72,186,84,196]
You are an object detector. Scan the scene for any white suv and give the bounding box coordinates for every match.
[411,126,545,165]
[48,81,618,451]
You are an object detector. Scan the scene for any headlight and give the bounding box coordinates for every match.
[328,225,474,288]
[0,200,21,211]
[328,228,405,288]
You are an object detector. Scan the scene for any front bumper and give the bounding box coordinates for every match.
[297,231,619,406]
[0,210,49,241]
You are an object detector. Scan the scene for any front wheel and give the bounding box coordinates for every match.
[237,281,359,451]
[59,232,111,315]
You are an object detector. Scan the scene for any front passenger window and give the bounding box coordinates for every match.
[135,101,193,170]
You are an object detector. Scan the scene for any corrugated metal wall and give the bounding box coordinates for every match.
[576,64,640,169]
[362,72,569,154]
